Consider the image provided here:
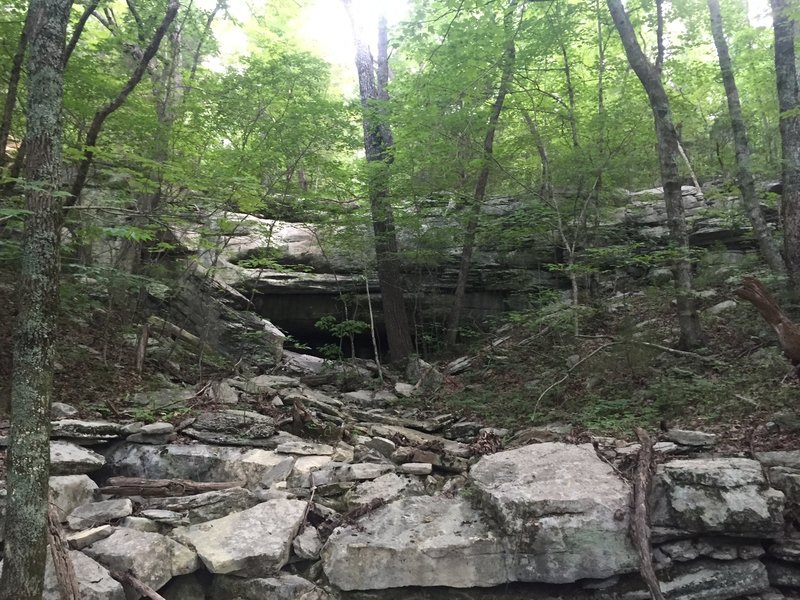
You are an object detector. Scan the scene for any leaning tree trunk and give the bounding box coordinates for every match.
[0,0,71,597]
[770,0,800,284]
[446,0,520,347]
[0,9,32,167]
[343,2,414,363]
[607,0,703,349]
[708,0,784,273]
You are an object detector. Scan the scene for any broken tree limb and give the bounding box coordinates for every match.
[632,428,665,600]
[47,499,81,600]
[735,276,800,368]
[109,571,166,600]
[98,477,240,497]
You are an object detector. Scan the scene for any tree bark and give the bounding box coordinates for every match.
[770,0,800,283]
[607,0,703,349]
[342,1,414,363]
[67,0,179,205]
[707,0,784,273]
[0,9,33,168]
[0,0,71,596]
[632,428,665,600]
[446,0,520,346]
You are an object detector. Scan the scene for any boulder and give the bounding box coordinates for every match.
[470,442,637,583]
[663,429,716,447]
[142,487,258,524]
[50,440,105,475]
[183,410,276,446]
[49,474,99,518]
[101,443,294,490]
[68,498,133,530]
[210,573,334,600]
[651,458,784,538]
[84,528,199,599]
[50,420,125,444]
[43,550,125,600]
[322,496,507,590]
[293,525,323,559]
[171,499,306,577]
[343,473,422,510]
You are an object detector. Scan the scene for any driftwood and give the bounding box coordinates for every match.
[109,571,166,600]
[98,477,240,497]
[735,276,800,368]
[47,499,81,600]
[632,428,665,600]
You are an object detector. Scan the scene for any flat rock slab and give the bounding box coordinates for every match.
[68,498,133,530]
[143,487,258,524]
[322,496,508,590]
[84,528,198,599]
[651,458,784,538]
[171,499,306,577]
[51,440,105,475]
[469,442,637,583]
[211,573,334,600]
[183,410,276,446]
[43,550,125,600]
[51,420,125,443]
[102,443,294,489]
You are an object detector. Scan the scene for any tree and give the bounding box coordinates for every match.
[770,0,800,283]
[0,0,72,596]
[607,0,703,349]
[707,0,783,274]
[342,0,414,363]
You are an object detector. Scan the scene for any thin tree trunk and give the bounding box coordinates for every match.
[708,0,784,273]
[770,0,800,283]
[0,0,71,596]
[0,9,33,167]
[447,0,520,346]
[67,0,179,205]
[343,1,414,363]
[607,0,703,349]
[523,111,552,203]
[64,0,101,65]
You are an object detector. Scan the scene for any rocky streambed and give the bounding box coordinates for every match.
[2,354,800,600]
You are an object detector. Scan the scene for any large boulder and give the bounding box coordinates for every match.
[650,458,784,539]
[469,442,637,583]
[171,499,306,577]
[43,551,125,600]
[101,442,294,490]
[50,441,105,475]
[322,496,507,590]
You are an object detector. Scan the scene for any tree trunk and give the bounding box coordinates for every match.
[607,0,703,349]
[0,9,33,167]
[0,0,71,596]
[446,0,520,346]
[770,0,800,283]
[343,1,414,363]
[707,0,784,273]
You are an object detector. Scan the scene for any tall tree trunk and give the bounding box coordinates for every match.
[607,0,703,348]
[708,0,784,273]
[67,0,179,205]
[0,9,33,167]
[446,0,520,346]
[0,0,71,597]
[342,1,414,363]
[770,0,800,283]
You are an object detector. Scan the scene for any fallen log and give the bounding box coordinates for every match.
[98,477,241,497]
[109,571,166,600]
[47,497,80,600]
[735,276,800,369]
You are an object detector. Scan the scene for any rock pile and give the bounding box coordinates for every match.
[0,352,798,599]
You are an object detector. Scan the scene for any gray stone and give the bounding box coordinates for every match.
[49,474,98,518]
[184,409,276,446]
[102,443,294,490]
[171,499,306,576]
[50,420,126,444]
[651,458,784,538]
[282,350,326,375]
[276,441,334,456]
[343,473,421,509]
[659,539,701,561]
[43,550,125,600]
[470,442,637,583]
[140,509,187,526]
[758,450,800,469]
[322,496,507,590]
[397,463,434,475]
[119,517,160,532]
[126,431,177,444]
[332,442,354,463]
[394,382,415,397]
[246,375,299,392]
[768,539,800,562]
[51,402,79,418]
[212,380,240,404]
[211,573,333,600]
[68,498,133,530]
[292,526,323,559]
[765,558,800,588]
[311,463,395,487]
[364,437,396,458]
[140,422,175,435]
[663,429,717,447]
[288,455,334,488]
[343,390,374,405]
[368,424,470,458]
[142,487,258,524]
[446,356,474,375]
[706,300,737,315]
[84,528,199,599]
[67,525,114,550]
[50,441,106,475]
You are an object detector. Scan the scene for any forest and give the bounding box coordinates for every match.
[0,0,799,597]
